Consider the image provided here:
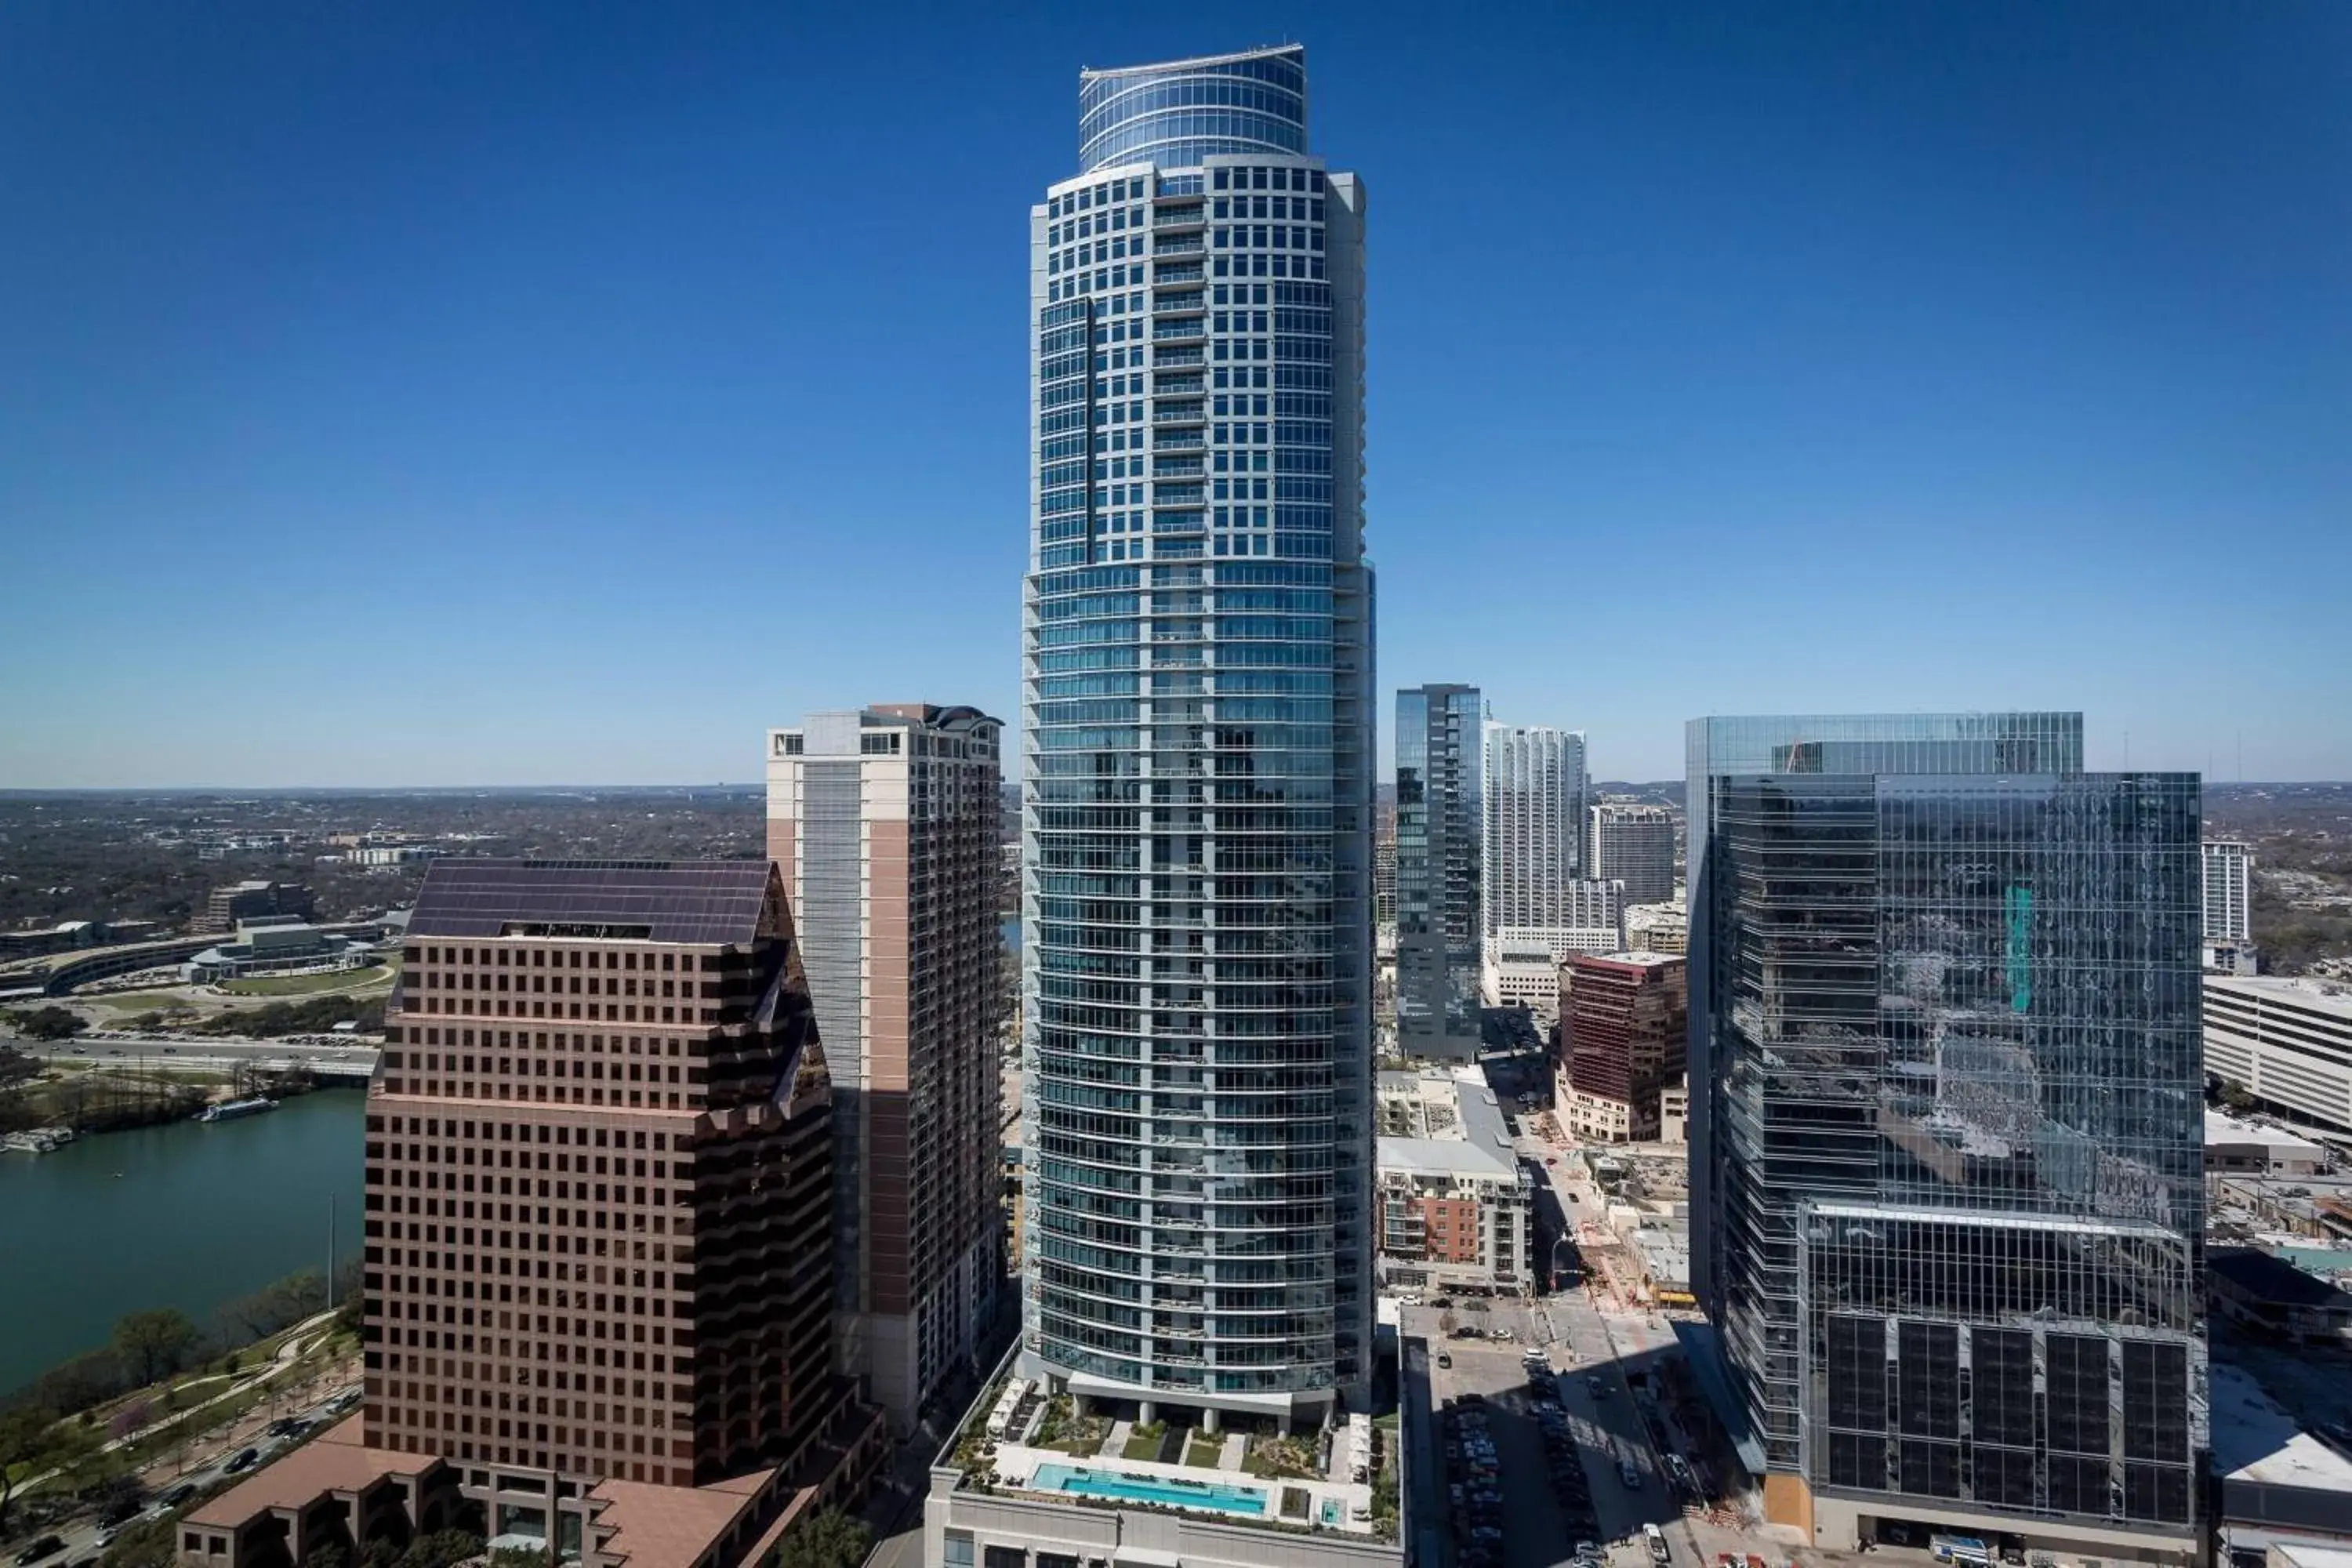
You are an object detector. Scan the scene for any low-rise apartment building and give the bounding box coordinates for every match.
[1374,1069,1532,1296]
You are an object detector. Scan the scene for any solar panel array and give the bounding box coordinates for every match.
[405,858,773,945]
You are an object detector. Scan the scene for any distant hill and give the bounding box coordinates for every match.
[1595,782,1685,810]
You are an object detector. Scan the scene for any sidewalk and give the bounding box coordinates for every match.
[16,1310,354,1497]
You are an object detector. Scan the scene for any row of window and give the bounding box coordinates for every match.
[1051,221,1320,275]
[1213,165,1321,194]
[1049,251,1325,303]
[407,944,705,972]
[414,969,698,999]
[368,1112,674,1148]
[1046,175,1149,220]
[405,996,714,1026]
[1091,532,1293,562]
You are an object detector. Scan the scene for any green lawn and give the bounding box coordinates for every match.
[1121,1424,1171,1462]
[222,965,387,997]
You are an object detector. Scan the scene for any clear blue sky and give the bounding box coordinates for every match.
[2,2,2344,786]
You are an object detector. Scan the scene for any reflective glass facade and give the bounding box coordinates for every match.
[1022,45,1374,1424]
[1079,48,1308,174]
[1481,723,1590,935]
[1396,685,1483,1061]
[1686,714,2205,1547]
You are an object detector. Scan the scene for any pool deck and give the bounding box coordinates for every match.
[991,1439,1377,1534]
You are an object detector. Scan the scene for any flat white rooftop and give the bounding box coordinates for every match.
[2209,975,2352,1020]
[2208,1108,2328,1157]
[2212,1361,2352,1490]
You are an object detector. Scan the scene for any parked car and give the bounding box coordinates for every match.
[16,1540,66,1566]
[1436,1352,1452,1368]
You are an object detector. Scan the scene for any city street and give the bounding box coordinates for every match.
[15,1037,380,1076]
[3,1336,362,1568]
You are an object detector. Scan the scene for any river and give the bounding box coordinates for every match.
[0,1089,365,1398]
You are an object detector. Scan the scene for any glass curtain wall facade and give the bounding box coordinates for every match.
[1686,714,2205,1553]
[1022,44,1374,1426]
[1481,723,1589,935]
[1396,685,1483,1062]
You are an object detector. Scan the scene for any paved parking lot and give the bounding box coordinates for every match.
[1418,1294,1710,1568]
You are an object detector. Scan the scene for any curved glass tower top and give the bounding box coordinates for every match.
[1078,43,1306,172]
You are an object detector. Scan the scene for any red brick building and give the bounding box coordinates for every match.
[1558,952,1687,1142]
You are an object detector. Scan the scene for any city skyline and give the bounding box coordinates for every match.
[4,3,2347,788]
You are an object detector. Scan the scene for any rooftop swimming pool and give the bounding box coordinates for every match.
[1029,1462,1269,1517]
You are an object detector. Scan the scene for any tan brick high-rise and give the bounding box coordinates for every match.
[764,706,1004,1432]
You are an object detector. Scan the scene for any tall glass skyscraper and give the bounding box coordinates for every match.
[1021,45,1374,1428]
[1396,684,1483,1061]
[1481,721,1591,935]
[1686,714,2205,1557]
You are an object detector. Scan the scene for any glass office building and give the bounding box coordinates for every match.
[1396,684,1484,1061]
[1686,714,2205,1557]
[1021,45,1374,1427]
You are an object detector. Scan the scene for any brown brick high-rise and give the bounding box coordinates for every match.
[366,862,845,1501]
[1558,952,1687,1143]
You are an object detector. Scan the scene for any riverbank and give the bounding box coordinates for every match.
[0,1089,365,1398]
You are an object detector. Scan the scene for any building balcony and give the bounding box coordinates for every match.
[1152,394,1204,417]
[1153,262,1204,287]
[1151,318,1206,344]
[1151,345,1203,367]
[1153,401,1206,426]
[1153,234,1203,256]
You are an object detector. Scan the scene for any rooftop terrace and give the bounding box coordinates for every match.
[935,1358,1399,1546]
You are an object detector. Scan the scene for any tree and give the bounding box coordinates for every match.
[0,1406,53,1533]
[217,1269,324,1343]
[100,1517,177,1568]
[393,1531,485,1568]
[0,1044,39,1087]
[112,1308,198,1386]
[27,1347,131,1416]
[7,1007,83,1042]
[44,1420,116,1497]
[775,1508,873,1568]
